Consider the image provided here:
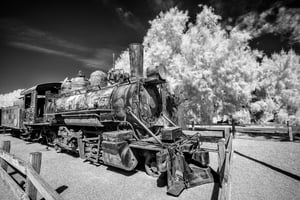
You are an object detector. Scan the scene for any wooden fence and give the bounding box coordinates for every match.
[0,140,64,200]
[188,122,298,199]
[188,126,234,200]
[189,123,298,141]
[235,125,298,142]
[217,128,234,200]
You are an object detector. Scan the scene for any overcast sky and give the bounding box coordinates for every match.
[0,0,204,93]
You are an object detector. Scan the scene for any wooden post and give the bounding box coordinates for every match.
[26,152,42,200]
[3,127,6,134]
[288,127,293,142]
[192,120,195,131]
[0,141,11,171]
[287,121,293,142]
[231,118,236,139]
[224,127,230,145]
[218,138,226,184]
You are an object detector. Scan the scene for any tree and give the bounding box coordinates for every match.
[172,7,260,123]
[115,5,300,125]
[0,89,24,108]
[255,50,300,124]
[115,50,130,75]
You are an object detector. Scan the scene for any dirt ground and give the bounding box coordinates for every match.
[231,135,300,200]
[0,132,300,200]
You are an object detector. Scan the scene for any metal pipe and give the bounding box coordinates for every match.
[161,113,177,127]
[127,109,163,146]
[45,108,113,115]
[124,122,140,141]
[61,113,101,119]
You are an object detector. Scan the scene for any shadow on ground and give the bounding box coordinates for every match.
[40,185,68,200]
[234,150,300,181]
[236,131,300,142]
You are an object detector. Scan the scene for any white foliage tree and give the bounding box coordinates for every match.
[0,89,24,108]
[115,5,300,124]
[114,49,130,74]
[256,50,300,124]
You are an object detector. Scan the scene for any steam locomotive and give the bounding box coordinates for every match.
[1,44,214,196]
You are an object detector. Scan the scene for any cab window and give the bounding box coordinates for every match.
[25,93,31,109]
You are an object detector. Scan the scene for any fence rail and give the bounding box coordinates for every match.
[187,126,234,200]
[217,129,234,200]
[188,122,298,199]
[188,123,298,141]
[0,141,64,200]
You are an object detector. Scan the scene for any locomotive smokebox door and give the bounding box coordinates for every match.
[161,127,182,142]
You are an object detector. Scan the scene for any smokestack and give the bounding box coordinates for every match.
[129,43,143,78]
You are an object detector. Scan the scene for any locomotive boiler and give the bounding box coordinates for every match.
[1,44,215,196]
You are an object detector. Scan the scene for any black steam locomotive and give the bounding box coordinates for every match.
[0,44,214,196]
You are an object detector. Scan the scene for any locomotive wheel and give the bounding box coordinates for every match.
[46,131,57,145]
[144,151,161,177]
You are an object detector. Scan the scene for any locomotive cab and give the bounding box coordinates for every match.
[21,83,61,125]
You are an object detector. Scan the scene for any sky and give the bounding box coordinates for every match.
[0,0,299,93]
[0,0,201,93]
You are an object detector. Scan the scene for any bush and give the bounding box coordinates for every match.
[232,109,251,125]
[287,110,300,126]
[276,109,289,125]
[0,89,24,108]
